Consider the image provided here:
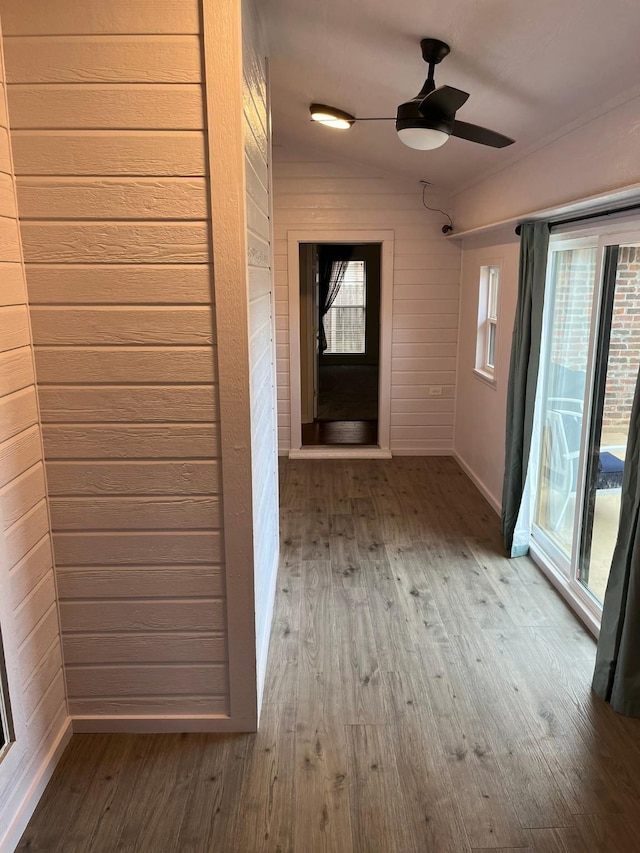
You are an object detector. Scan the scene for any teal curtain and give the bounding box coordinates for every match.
[501,222,550,555]
[593,367,640,716]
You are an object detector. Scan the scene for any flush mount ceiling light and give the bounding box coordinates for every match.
[309,38,515,152]
[309,104,355,130]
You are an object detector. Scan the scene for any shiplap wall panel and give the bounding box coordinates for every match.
[0,425,42,488]
[63,633,226,665]
[42,425,219,459]
[20,222,209,264]
[69,696,228,716]
[46,461,219,497]
[2,0,229,720]
[1,261,26,303]
[52,531,221,566]
[0,304,29,348]
[273,159,461,453]
[0,29,68,832]
[38,387,217,423]
[0,345,34,396]
[4,36,202,84]
[242,0,279,701]
[16,178,208,220]
[60,600,224,633]
[50,497,221,530]
[26,265,213,304]
[0,213,20,259]
[6,537,52,608]
[7,85,204,130]
[1,1,201,36]
[0,386,38,443]
[12,131,207,176]
[30,307,213,345]
[64,664,227,697]
[0,169,15,215]
[57,566,224,598]
[22,644,64,721]
[0,461,46,528]
[5,500,50,569]
[35,349,216,385]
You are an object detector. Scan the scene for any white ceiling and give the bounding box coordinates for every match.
[263,0,640,192]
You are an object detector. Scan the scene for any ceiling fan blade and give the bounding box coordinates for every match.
[451,120,515,148]
[419,85,469,116]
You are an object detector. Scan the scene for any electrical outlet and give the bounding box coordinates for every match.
[429,386,443,397]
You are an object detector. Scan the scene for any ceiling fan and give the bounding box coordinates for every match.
[310,38,515,151]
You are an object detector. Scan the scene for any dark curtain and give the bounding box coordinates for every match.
[501,221,550,554]
[593,367,640,716]
[318,245,353,353]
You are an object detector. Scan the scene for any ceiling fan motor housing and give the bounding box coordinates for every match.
[395,100,454,135]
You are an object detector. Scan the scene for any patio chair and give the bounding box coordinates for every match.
[545,408,625,530]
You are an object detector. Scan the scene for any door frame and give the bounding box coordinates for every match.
[287,230,394,457]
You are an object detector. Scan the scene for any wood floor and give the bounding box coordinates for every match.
[17,457,640,852]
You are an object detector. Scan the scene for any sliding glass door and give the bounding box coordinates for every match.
[532,229,640,623]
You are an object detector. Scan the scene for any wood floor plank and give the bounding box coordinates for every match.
[54,735,140,853]
[16,736,111,851]
[527,826,590,852]
[299,582,337,674]
[230,703,297,853]
[423,637,532,849]
[346,724,413,853]
[331,587,386,725]
[294,678,353,851]
[81,736,157,852]
[482,627,639,816]
[572,813,640,852]
[451,630,575,831]
[382,670,471,852]
[261,579,301,706]
[176,734,251,853]
[366,580,421,671]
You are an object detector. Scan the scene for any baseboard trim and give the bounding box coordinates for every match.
[1,717,72,853]
[452,451,501,516]
[70,715,257,734]
[289,447,392,459]
[256,547,280,719]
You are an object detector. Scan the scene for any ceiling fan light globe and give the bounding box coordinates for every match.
[397,127,449,150]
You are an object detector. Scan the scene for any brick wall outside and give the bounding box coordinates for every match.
[606,245,640,426]
[548,245,640,429]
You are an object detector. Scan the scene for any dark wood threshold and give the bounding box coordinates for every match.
[302,419,378,446]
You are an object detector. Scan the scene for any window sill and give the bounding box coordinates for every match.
[473,368,497,389]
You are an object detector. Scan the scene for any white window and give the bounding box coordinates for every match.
[324,260,366,354]
[476,264,500,381]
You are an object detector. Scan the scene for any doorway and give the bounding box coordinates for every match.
[299,243,381,447]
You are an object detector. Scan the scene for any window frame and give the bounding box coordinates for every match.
[324,259,367,356]
[474,263,502,386]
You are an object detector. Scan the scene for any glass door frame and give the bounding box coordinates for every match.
[530,221,640,633]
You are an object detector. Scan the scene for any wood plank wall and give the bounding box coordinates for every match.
[242,0,279,702]
[0,23,69,843]
[1,0,228,720]
[273,160,462,454]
